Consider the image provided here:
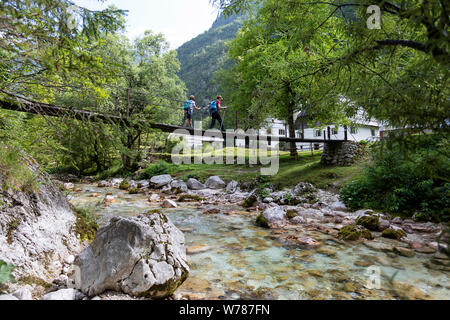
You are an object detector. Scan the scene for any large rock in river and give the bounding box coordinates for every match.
[205,176,226,189]
[73,211,189,298]
[226,180,238,194]
[150,175,173,188]
[186,178,205,190]
[170,180,188,193]
[262,205,286,228]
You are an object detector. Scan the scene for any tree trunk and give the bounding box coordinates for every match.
[286,85,297,158]
[287,109,297,158]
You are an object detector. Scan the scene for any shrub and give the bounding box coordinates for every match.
[0,260,15,285]
[184,173,201,182]
[138,161,169,180]
[74,205,99,243]
[259,188,271,199]
[166,136,187,154]
[340,134,450,222]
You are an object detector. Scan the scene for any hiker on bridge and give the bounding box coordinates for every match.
[209,95,227,131]
[183,95,200,128]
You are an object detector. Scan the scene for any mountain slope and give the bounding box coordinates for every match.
[176,14,246,107]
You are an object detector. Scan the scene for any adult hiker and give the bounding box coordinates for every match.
[209,95,227,131]
[183,95,200,128]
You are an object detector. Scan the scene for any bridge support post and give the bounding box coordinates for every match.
[321,141,363,166]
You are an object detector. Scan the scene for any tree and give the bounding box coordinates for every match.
[0,2,186,173]
[224,0,348,156]
[0,0,126,96]
[216,0,449,136]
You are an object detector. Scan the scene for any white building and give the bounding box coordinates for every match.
[170,110,383,151]
[260,110,382,151]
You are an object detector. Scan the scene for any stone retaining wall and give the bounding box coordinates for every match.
[321,141,364,166]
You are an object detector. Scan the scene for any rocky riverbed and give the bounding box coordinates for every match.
[60,175,450,300]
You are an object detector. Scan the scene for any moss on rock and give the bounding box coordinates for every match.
[338,225,373,241]
[119,180,130,190]
[177,194,204,202]
[286,210,297,220]
[382,228,407,240]
[128,187,140,194]
[356,215,380,231]
[256,214,269,228]
[243,194,258,208]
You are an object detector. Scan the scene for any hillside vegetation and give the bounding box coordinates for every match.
[176,14,246,111]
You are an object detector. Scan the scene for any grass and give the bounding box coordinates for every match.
[0,144,39,192]
[56,146,366,193]
[163,150,366,191]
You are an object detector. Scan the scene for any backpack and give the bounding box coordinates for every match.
[209,100,218,113]
[184,101,191,114]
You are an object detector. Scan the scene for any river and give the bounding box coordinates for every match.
[68,184,450,300]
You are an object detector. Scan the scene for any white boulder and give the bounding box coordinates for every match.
[186,178,205,190]
[73,213,189,298]
[205,176,226,189]
[150,175,173,188]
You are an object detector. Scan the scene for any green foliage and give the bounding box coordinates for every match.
[74,205,100,243]
[0,260,15,285]
[259,188,271,199]
[0,0,126,92]
[340,135,450,221]
[166,136,187,154]
[138,161,170,179]
[0,144,38,192]
[221,0,449,151]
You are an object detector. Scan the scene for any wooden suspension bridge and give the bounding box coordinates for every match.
[0,92,348,145]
